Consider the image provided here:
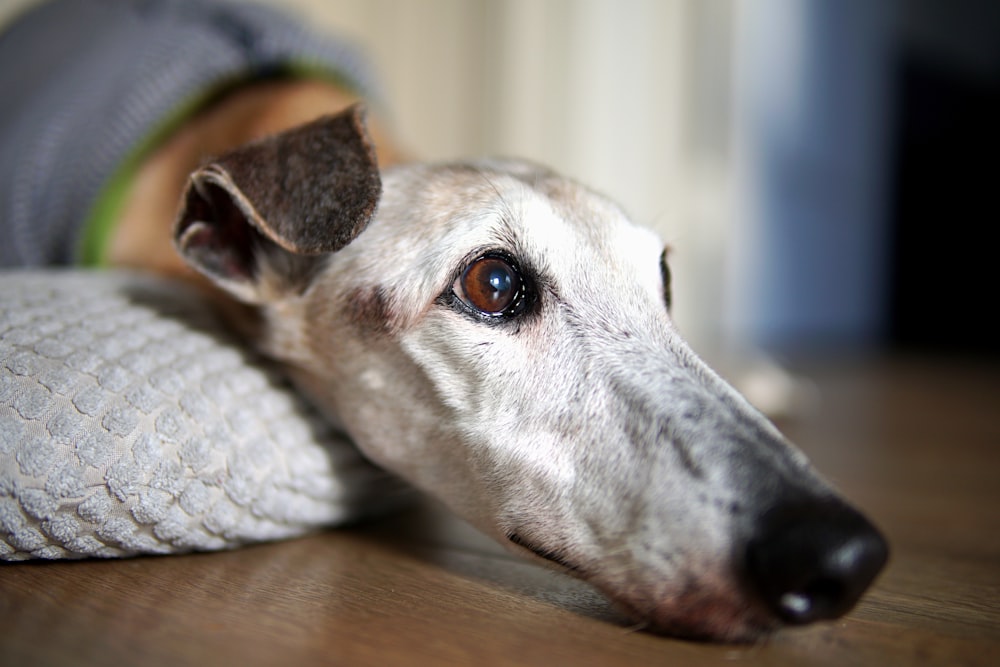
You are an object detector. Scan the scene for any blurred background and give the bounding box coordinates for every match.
[2,0,997,363]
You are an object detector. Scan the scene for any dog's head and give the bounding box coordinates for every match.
[174,106,888,642]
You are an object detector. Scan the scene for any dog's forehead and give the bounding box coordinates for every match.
[383,161,662,272]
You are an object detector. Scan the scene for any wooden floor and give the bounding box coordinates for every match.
[2,355,998,666]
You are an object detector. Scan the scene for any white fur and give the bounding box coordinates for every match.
[186,157,882,642]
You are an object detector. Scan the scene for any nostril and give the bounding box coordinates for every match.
[745,501,889,625]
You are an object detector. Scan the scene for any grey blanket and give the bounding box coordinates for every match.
[1,270,405,560]
[0,0,378,267]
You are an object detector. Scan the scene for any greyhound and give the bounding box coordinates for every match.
[174,106,888,642]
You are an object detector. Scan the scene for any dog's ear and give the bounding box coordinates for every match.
[174,104,381,303]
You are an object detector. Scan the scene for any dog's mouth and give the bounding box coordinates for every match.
[505,531,778,642]
[610,586,781,643]
[505,532,582,573]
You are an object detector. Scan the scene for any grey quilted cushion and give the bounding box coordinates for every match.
[1,269,405,560]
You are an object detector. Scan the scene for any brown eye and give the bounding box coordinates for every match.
[454,255,523,316]
[660,247,673,312]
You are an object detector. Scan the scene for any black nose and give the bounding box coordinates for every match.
[744,500,889,625]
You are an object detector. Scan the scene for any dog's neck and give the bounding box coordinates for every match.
[107,78,401,280]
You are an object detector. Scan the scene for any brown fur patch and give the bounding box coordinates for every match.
[345,286,395,334]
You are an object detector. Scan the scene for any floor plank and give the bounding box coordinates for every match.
[2,355,998,666]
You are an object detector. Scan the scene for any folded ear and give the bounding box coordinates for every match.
[174,104,381,303]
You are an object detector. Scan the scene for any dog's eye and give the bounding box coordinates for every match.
[660,247,673,312]
[453,254,524,317]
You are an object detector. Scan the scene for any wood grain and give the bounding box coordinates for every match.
[2,356,998,666]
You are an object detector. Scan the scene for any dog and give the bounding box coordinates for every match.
[163,105,888,642]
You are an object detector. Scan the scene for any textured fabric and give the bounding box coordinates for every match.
[0,0,381,268]
[0,269,406,560]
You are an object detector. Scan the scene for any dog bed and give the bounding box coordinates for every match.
[0,269,405,560]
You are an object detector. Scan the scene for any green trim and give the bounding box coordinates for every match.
[77,78,241,266]
[77,63,369,266]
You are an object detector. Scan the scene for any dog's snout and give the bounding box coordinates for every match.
[744,501,889,625]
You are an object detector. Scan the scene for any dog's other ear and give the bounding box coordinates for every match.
[174,104,381,303]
